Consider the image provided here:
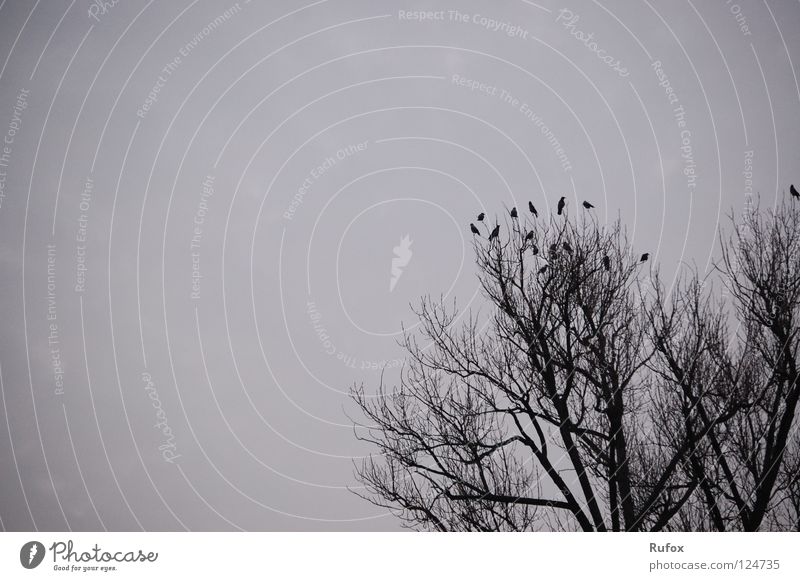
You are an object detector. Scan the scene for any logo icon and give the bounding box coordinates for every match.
[20,541,45,569]
[389,234,413,292]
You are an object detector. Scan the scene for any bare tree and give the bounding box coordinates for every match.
[645,273,747,531]
[351,201,800,531]
[707,199,800,530]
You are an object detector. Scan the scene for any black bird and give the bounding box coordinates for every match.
[528,201,538,217]
[489,224,500,241]
[477,212,485,221]
[563,241,573,254]
[791,184,799,199]
[602,255,611,271]
[538,265,548,275]
[557,196,566,215]
[549,243,558,255]
[582,201,594,209]
[640,252,649,263]
[531,244,539,256]
[510,207,518,218]
[525,231,534,241]
[470,223,480,236]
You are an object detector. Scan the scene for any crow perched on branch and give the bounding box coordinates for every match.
[528,201,538,216]
[640,253,649,262]
[489,224,500,241]
[470,223,480,236]
[477,212,485,221]
[582,201,594,209]
[557,196,566,215]
[510,207,518,218]
[790,184,799,199]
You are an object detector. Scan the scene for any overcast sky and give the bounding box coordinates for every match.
[0,0,799,531]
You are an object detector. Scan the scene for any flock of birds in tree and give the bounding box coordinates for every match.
[468,186,800,276]
[469,196,649,271]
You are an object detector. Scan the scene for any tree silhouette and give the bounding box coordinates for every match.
[351,200,800,531]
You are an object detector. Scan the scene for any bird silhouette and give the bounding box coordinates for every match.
[582,201,594,209]
[525,231,534,241]
[470,223,480,236]
[528,201,538,216]
[563,242,573,254]
[531,244,539,255]
[489,224,500,241]
[477,212,485,221]
[510,207,518,218]
[538,265,548,275]
[602,255,611,271]
[791,184,799,199]
[640,253,649,262]
[557,196,566,215]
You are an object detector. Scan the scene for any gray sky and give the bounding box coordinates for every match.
[0,0,798,531]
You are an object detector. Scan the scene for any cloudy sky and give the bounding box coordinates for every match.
[0,0,798,531]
